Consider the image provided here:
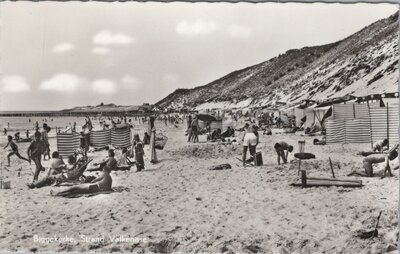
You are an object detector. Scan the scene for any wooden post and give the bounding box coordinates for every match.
[301,170,307,188]
[298,159,302,176]
[329,157,335,178]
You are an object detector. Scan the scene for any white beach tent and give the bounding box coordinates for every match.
[303,105,332,129]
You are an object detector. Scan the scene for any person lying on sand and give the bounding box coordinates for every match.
[4,135,30,167]
[274,141,294,165]
[348,144,399,177]
[50,163,113,197]
[313,137,326,145]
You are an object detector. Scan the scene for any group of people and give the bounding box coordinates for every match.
[3,123,51,182]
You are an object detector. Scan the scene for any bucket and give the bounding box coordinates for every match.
[298,140,306,154]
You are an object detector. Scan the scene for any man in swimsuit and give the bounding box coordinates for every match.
[27,131,46,182]
[349,144,399,177]
[274,141,294,165]
[372,139,389,153]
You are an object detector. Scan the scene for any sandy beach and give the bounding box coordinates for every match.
[0,122,397,253]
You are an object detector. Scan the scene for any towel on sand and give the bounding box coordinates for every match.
[53,186,130,198]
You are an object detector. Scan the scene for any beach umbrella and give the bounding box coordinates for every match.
[196,113,217,122]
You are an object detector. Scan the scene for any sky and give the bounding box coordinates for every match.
[0,2,397,111]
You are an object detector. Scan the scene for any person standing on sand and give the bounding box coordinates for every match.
[242,125,258,166]
[133,134,145,171]
[4,135,30,166]
[27,131,46,182]
[3,128,7,136]
[42,124,51,161]
[26,129,30,139]
[191,116,199,143]
[149,116,158,163]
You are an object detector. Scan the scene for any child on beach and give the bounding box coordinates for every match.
[27,131,46,182]
[274,141,294,165]
[3,135,30,166]
[133,134,145,171]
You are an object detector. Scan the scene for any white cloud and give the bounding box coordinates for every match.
[1,76,30,93]
[53,42,76,53]
[93,30,135,46]
[227,25,252,38]
[92,79,117,94]
[40,73,82,92]
[92,47,110,55]
[121,75,141,89]
[176,20,217,36]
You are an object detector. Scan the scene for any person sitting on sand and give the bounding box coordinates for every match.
[91,150,117,172]
[51,162,113,197]
[27,131,46,182]
[117,148,134,167]
[3,135,30,166]
[348,144,399,177]
[274,141,294,165]
[242,125,259,167]
[263,127,272,136]
[14,132,20,142]
[372,139,389,153]
[222,127,235,138]
[208,129,222,141]
[27,151,66,189]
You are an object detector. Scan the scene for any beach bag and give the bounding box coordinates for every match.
[155,133,168,150]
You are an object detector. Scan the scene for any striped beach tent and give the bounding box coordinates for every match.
[90,129,111,148]
[56,132,81,157]
[111,127,131,148]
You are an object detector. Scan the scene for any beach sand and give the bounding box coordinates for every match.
[0,123,398,253]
